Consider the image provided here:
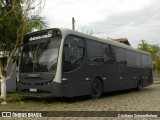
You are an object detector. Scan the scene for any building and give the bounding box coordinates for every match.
[114,38,131,46]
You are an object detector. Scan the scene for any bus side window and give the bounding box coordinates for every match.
[87,40,104,65]
[116,48,127,65]
[63,36,84,72]
[103,44,116,64]
[142,54,148,67]
[103,44,111,64]
[63,43,71,63]
[110,46,116,64]
[126,50,136,66]
[147,55,152,67]
[135,52,142,67]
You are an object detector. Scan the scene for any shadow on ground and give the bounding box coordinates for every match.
[11,87,152,104]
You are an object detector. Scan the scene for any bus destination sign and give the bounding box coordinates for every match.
[29,33,52,41]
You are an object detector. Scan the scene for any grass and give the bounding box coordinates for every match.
[0,93,67,111]
[0,92,92,111]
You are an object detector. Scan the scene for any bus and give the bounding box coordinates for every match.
[17,28,153,99]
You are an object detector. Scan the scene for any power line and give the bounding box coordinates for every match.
[76,20,160,28]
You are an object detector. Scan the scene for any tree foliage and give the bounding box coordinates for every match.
[138,40,160,75]
[0,0,17,51]
[0,0,47,70]
[0,0,47,51]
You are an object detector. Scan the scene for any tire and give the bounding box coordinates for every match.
[90,78,102,99]
[137,79,143,91]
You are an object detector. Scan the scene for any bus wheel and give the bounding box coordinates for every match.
[90,78,102,99]
[137,79,143,91]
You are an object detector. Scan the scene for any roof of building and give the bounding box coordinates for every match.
[114,38,131,46]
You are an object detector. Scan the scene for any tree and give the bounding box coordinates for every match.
[138,40,160,75]
[0,0,17,51]
[138,40,150,52]
[0,0,47,51]
[149,45,160,75]
[0,0,47,103]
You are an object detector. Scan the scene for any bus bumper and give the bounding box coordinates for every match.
[17,81,64,97]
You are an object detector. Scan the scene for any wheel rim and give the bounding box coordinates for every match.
[92,81,100,95]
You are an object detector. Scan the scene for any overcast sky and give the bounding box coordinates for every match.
[41,0,160,48]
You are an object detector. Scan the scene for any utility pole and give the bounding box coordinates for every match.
[72,17,75,30]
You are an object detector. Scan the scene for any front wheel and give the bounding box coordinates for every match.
[90,78,102,99]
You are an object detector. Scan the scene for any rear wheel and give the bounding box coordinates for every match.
[90,78,102,99]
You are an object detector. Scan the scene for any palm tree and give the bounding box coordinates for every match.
[138,40,150,52]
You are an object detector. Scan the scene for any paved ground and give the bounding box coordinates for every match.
[1,81,160,120]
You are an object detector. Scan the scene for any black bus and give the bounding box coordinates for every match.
[17,28,153,99]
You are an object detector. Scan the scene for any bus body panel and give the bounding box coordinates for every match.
[17,28,153,97]
[17,81,63,97]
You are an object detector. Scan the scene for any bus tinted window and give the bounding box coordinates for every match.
[103,45,116,64]
[103,44,111,64]
[87,40,104,64]
[110,46,116,64]
[142,54,148,67]
[135,52,142,66]
[126,50,136,66]
[116,48,126,65]
[148,55,152,67]
[63,36,84,72]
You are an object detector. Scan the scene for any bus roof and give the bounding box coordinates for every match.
[59,28,150,55]
[26,28,151,55]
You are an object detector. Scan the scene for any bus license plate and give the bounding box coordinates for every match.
[29,88,37,92]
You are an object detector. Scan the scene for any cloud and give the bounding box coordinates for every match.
[41,0,160,48]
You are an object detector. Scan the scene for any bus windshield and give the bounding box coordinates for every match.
[20,38,61,73]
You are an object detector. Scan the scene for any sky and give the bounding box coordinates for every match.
[41,0,160,48]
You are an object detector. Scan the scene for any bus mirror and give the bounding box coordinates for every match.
[65,43,71,48]
[68,44,71,48]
